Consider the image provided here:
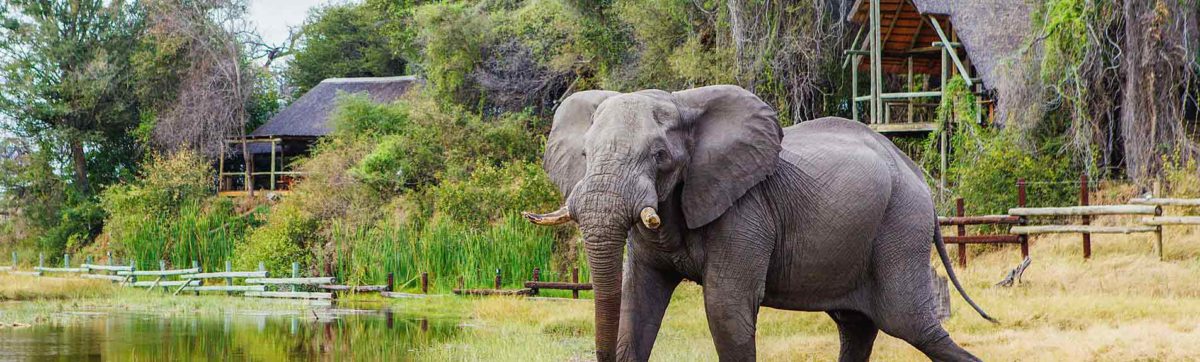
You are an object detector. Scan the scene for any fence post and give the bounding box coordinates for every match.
[494,268,502,290]
[956,198,967,267]
[1017,178,1029,257]
[226,260,234,296]
[159,260,166,272]
[421,272,429,294]
[64,253,69,269]
[12,251,16,269]
[130,259,137,284]
[531,268,541,295]
[38,253,43,270]
[86,255,93,268]
[1080,174,1091,259]
[291,262,299,292]
[571,267,580,299]
[386,272,394,293]
[1154,206,1164,261]
[192,260,201,295]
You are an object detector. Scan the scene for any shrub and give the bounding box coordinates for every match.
[233,203,315,276]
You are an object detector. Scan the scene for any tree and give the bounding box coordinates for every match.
[286,2,408,97]
[0,0,145,196]
[139,0,264,164]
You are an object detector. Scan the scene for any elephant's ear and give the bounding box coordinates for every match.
[673,85,782,229]
[543,90,621,199]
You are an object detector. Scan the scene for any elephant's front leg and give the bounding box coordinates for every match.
[703,229,772,361]
[616,259,681,361]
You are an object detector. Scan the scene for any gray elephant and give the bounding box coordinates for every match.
[523,85,993,361]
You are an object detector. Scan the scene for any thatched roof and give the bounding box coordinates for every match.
[848,0,1034,90]
[249,76,418,138]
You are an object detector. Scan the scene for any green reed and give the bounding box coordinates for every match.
[331,213,587,292]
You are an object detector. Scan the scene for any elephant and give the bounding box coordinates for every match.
[522,85,994,361]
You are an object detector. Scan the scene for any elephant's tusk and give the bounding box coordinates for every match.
[522,206,574,225]
[640,207,661,229]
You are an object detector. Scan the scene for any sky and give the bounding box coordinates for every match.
[248,0,355,45]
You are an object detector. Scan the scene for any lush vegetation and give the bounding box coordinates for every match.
[1,0,1196,292]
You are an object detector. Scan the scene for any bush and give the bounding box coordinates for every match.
[99,150,260,270]
[233,203,314,276]
[928,77,1077,215]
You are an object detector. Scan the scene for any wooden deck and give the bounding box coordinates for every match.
[217,190,293,198]
[869,122,936,134]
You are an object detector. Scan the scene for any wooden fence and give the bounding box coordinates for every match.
[942,175,1200,265]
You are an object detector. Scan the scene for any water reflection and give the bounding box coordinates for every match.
[0,307,457,361]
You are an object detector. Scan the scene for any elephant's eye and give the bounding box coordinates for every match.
[653,150,668,164]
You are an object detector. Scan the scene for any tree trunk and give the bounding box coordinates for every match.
[69,137,90,195]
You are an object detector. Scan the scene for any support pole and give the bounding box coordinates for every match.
[907,56,914,123]
[852,54,860,122]
[270,139,277,191]
[869,0,883,125]
[1080,174,1091,259]
[938,44,949,203]
[64,253,69,269]
[386,272,395,293]
[218,142,225,192]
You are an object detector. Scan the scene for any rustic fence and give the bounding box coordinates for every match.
[942,175,1200,265]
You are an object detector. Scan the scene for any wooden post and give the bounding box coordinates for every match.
[38,253,43,270]
[956,198,967,267]
[386,272,395,292]
[106,252,112,267]
[64,253,69,268]
[192,260,200,296]
[852,53,860,122]
[243,139,253,197]
[218,142,225,192]
[130,259,137,284]
[291,262,299,292]
[531,268,541,295]
[421,272,429,294]
[869,0,883,125]
[159,260,166,272]
[571,267,580,299]
[14,251,18,268]
[1017,178,1029,257]
[907,56,914,123]
[1154,206,1164,260]
[938,43,950,203]
[269,139,277,191]
[225,260,234,296]
[1080,174,1091,259]
[494,268,502,290]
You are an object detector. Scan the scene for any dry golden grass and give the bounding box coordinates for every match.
[0,274,114,301]
[446,223,1200,361]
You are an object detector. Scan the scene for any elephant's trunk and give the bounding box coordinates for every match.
[570,181,640,362]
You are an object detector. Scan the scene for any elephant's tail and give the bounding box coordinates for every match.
[934,224,999,323]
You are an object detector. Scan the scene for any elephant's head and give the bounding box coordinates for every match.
[523,85,781,361]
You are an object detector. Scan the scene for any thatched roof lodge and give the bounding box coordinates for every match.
[845,0,1033,133]
[219,76,418,196]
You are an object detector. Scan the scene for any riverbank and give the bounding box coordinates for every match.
[3,230,1199,360]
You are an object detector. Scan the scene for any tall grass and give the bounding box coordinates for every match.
[331,213,587,292]
[118,200,262,272]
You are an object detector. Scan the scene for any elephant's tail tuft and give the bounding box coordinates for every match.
[934,223,999,324]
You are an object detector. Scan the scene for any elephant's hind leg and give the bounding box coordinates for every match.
[827,310,878,362]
